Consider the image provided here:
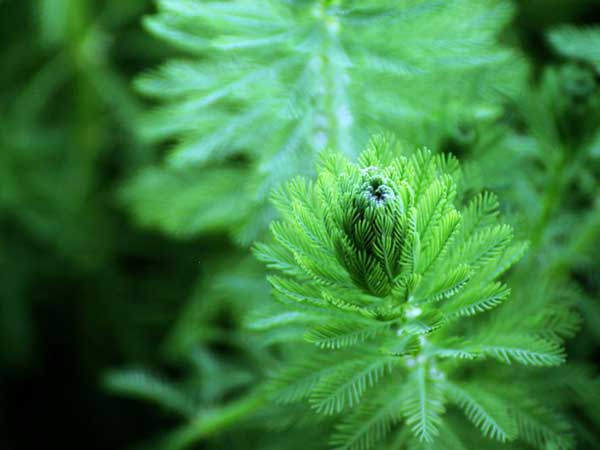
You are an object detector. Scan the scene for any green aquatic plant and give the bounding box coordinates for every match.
[254,138,574,450]
[103,5,600,450]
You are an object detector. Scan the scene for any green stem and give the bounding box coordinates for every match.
[530,154,567,249]
[530,145,588,250]
[167,391,267,450]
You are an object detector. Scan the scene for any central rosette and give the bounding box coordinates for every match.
[361,169,395,205]
[332,165,408,297]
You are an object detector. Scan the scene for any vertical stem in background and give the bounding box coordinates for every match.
[58,0,114,267]
[167,390,267,450]
[530,152,568,250]
[312,0,355,158]
[69,0,101,206]
[324,20,354,157]
[530,145,588,252]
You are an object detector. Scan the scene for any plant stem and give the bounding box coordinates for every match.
[167,390,267,450]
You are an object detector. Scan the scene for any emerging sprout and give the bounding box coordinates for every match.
[257,135,524,322]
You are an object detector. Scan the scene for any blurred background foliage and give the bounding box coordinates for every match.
[0,1,599,450]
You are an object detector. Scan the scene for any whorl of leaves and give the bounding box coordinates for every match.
[257,136,510,321]
[253,137,573,450]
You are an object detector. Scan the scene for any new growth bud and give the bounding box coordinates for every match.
[334,163,407,297]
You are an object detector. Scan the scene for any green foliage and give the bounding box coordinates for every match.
[124,0,523,244]
[456,20,600,449]
[5,2,600,450]
[104,369,196,417]
[446,382,517,442]
[0,1,205,448]
[255,138,573,449]
[548,26,600,71]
